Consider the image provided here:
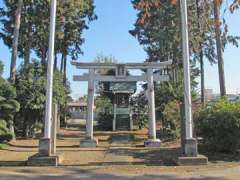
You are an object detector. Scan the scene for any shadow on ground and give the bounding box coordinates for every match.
[0,167,226,180]
[198,144,240,163]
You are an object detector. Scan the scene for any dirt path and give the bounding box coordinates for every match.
[0,128,240,179]
[0,164,240,179]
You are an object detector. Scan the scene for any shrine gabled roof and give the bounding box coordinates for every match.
[109,82,137,94]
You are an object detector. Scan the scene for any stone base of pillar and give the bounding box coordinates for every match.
[177,155,208,166]
[144,139,161,148]
[184,138,198,157]
[27,138,62,166]
[80,138,98,148]
[27,154,61,166]
[177,138,208,165]
[39,138,51,156]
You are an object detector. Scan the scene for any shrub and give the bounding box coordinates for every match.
[134,113,148,129]
[0,120,13,143]
[195,99,240,152]
[161,100,181,140]
[96,112,113,131]
[130,93,149,129]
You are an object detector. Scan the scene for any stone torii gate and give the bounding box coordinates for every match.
[71,61,172,148]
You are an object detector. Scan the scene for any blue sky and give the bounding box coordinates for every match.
[0,0,240,99]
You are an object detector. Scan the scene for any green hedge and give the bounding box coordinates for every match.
[195,99,240,152]
[0,120,12,143]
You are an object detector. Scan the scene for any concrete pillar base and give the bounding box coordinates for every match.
[27,154,62,166]
[28,138,61,166]
[184,138,198,157]
[144,139,161,148]
[178,155,208,166]
[39,138,51,156]
[80,138,98,148]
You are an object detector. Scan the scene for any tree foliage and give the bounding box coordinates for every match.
[0,0,95,137]
[14,61,70,137]
[195,99,240,152]
[0,0,96,69]
[0,61,20,141]
[130,0,214,133]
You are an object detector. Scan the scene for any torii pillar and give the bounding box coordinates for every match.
[144,68,161,147]
[80,69,98,147]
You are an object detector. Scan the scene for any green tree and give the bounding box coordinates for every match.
[15,61,69,137]
[0,61,20,140]
[10,0,23,83]
[130,92,148,129]
[214,0,226,96]
[130,0,204,132]
[0,0,96,79]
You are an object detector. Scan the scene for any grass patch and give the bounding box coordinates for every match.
[0,143,7,149]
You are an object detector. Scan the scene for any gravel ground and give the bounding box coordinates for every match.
[0,164,240,180]
[0,127,239,179]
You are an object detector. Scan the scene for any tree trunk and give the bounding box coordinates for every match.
[41,49,47,68]
[24,23,33,65]
[200,51,205,104]
[10,0,23,83]
[9,120,16,141]
[23,115,29,138]
[54,53,57,70]
[60,53,64,73]
[24,45,31,65]
[213,0,226,96]
[196,0,205,104]
[63,54,67,84]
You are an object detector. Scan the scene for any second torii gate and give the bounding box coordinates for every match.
[72,61,172,148]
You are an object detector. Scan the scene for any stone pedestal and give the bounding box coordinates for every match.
[39,138,51,156]
[27,154,61,166]
[27,138,61,166]
[80,138,98,148]
[178,155,208,166]
[144,139,161,148]
[177,138,208,165]
[184,138,198,157]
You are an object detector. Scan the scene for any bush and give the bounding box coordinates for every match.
[0,120,13,143]
[195,99,240,152]
[134,113,148,129]
[96,112,113,131]
[161,100,181,140]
